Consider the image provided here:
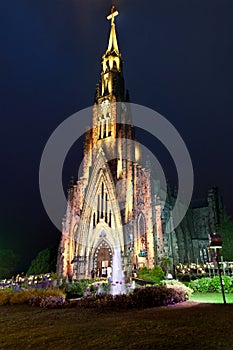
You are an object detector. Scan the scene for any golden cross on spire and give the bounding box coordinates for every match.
[107,5,119,25]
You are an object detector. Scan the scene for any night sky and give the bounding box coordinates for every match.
[0,0,232,270]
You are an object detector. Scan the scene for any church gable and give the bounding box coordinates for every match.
[71,147,124,279]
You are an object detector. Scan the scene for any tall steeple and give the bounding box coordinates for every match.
[105,6,120,59]
[99,6,124,101]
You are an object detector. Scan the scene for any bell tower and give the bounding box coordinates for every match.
[92,6,132,176]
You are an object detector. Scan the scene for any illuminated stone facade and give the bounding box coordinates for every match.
[56,7,166,280]
[57,7,222,279]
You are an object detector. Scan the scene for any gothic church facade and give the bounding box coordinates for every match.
[57,7,221,280]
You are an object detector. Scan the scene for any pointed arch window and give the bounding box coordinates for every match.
[138,214,147,257]
[101,182,104,219]
[97,194,100,223]
[105,193,108,223]
[98,114,111,140]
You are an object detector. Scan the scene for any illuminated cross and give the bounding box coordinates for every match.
[107,5,119,25]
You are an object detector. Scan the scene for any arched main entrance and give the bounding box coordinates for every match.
[93,240,112,277]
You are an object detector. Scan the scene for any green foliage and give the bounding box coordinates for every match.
[189,276,233,293]
[51,272,60,281]
[0,249,20,279]
[93,282,111,295]
[219,210,233,261]
[189,278,212,293]
[160,279,193,299]
[137,265,164,283]
[65,280,89,297]
[210,276,233,293]
[137,266,149,276]
[27,246,57,275]
[160,256,172,274]
[150,266,165,279]
[177,272,208,282]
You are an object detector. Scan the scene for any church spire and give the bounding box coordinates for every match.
[100,6,124,100]
[102,6,122,75]
[106,6,119,55]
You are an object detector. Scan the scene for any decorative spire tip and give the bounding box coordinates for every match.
[107,5,119,23]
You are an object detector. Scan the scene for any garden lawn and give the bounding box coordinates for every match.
[1,302,233,350]
[190,292,233,304]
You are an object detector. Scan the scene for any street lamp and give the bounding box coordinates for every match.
[209,233,226,305]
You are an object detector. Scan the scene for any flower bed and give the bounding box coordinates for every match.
[66,284,190,310]
[0,278,191,309]
[0,288,65,306]
[29,296,65,308]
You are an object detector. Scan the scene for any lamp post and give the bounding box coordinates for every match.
[209,233,226,305]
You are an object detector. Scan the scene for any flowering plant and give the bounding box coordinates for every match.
[29,296,65,308]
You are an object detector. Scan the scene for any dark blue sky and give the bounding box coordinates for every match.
[0,0,232,269]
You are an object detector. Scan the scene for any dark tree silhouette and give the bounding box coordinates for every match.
[27,246,58,275]
[219,210,233,261]
[0,249,20,278]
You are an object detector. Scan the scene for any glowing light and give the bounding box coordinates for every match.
[117,145,122,179]
[135,142,141,162]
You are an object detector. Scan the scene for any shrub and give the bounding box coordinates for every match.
[131,285,188,308]
[28,296,43,307]
[137,266,149,278]
[65,280,89,298]
[28,289,65,307]
[222,276,233,293]
[9,290,35,305]
[0,288,66,306]
[189,277,212,293]
[189,276,233,293]
[66,293,133,309]
[160,279,193,299]
[65,285,189,310]
[93,282,111,295]
[210,276,233,293]
[0,289,13,305]
[35,288,65,298]
[90,283,98,294]
[177,273,207,282]
[137,265,164,284]
[29,296,65,308]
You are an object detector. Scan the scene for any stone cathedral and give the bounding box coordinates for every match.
[57,7,222,280]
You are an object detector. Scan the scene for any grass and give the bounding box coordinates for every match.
[1,302,233,349]
[190,292,233,304]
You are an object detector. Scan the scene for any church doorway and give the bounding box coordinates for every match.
[94,240,112,278]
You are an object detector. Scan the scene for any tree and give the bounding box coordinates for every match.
[27,246,57,275]
[160,257,172,275]
[219,210,233,261]
[0,249,20,279]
